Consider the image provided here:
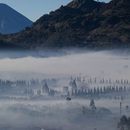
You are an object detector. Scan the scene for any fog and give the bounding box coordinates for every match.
[0,99,126,130]
[0,49,129,80]
[0,49,129,130]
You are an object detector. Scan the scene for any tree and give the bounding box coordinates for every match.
[90,99,96,111]
[120,116,128,125]
[118,115,128,130]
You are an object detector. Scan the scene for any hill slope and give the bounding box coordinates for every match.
[0,3,32,34]
[1,0,130,49]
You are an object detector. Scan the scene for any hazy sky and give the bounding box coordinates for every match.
[0,0,110,21]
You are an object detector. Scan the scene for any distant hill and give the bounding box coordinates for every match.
[0,3,32,34]
[0,0,130,49]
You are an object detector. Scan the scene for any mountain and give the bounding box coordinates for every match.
[0,0,130,49]
[0,3,32,34]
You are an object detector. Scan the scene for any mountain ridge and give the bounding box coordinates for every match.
[0,3,32,34]
[0,0,130,49]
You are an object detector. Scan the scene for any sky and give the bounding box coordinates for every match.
[0,0,110,22]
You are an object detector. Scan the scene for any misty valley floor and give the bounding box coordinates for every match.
[0,49,129,130]
[0,98,129,130]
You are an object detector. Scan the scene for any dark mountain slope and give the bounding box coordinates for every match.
[88,0,130,45]
[1,0,130,49]
[67,0,103,12]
